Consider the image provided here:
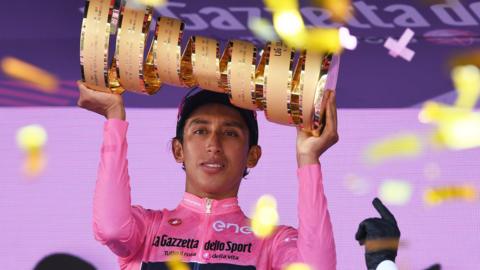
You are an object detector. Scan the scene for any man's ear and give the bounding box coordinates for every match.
[246,145,262,168]
[172,138,184,163]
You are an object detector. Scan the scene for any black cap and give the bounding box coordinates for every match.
[176,88,259,146]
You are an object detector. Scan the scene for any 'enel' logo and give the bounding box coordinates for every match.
[212,220,252,235]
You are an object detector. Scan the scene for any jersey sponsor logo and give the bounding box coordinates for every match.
[212,220,252,235]
[204,240,252,253]
[152,234,199,249]
[168,218,182,226]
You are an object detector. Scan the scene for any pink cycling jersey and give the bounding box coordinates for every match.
[93,119,336,270]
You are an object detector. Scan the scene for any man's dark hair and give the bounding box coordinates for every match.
[174,88,259,177]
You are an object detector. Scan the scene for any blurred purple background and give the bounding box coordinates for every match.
[1,108,479,269]
[1,0,480,108]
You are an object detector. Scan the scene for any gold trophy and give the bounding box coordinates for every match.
[80,0,340,135]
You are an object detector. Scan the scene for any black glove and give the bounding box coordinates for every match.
[424,264,441,270]
[355,198,401,270]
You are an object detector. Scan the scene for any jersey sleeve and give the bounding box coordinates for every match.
[270,163,336,270]
[92,119,158,258]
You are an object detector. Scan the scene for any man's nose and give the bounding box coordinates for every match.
[206,131,222,153]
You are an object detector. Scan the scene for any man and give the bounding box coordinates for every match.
[77,82,339,270]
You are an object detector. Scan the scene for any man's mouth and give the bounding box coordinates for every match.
[200,161,225,174]
[203,163,224,168]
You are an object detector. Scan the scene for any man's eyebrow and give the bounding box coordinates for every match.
[187,118,245,129]
[187,118,210,128]
[223,120,245,129]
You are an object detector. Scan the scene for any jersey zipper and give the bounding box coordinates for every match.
[205,198,212,214]
[196,198,212,267]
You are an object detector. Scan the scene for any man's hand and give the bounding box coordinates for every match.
[77,81,126,120]
[355,198,401,270]
[296,90,339,167]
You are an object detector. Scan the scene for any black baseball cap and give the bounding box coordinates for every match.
[176,88,259,146]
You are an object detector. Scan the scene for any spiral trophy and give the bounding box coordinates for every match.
[80,0,340,135]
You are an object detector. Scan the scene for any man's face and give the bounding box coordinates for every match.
[172,103,261,199]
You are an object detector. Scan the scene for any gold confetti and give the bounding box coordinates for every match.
[166,254,190,270]
[1,57,59,92]
[265,0,342,53]
[314,0,353,22]
[418,101,456,124]
[16,124,48,177]
[251,194,279,238]
[378,180,413,205]
[424,185,478,206]
[304,28,341,53]
[16,124,48,152]
[23,150,47,178]
[452,65,480,110]
[420,102,480,150]
[264,0,298,13]
[273,10,305,39]
[436,111,480,150]
[134,0,167,7]
[364,133,423,164]
[284,263,312,270]
[248,18,278,42]
[449,49,480,69]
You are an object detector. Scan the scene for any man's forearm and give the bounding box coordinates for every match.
[296,164,336,269]
[297,153,320,168]
[106,104,126,120]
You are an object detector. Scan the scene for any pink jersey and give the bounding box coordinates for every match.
[93,119,336,270]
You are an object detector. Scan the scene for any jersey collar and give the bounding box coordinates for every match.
[180,192,241,214]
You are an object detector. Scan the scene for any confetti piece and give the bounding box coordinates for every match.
[449,49,480,69]
[251,194,279,238]
[378,180,413,205]
[1,57,59,92]
[424,185,478,206]
[273,10,305,38]
[384,28,415,61]
[418,101,456,124]
[265,0,342,53]
[420,102,480,149]
[16,125,48,178]
[23,150,47,178]
[134,0,167,6]
[344,173,370,196]
[339,27,357,50]
[263,0,298,13]
[248,18,279,42]
[284,263,312,270]
[166,254,190,270]
[365,238,399,252]
[16,124,48,152]
[303,28,341,53]
[365,133,423,164]
[436,112,480,150]
[314,0,352,22]
[452,65,480,110]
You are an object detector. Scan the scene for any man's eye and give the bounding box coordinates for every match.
[224,130,238,137]
[193,129,207,135]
